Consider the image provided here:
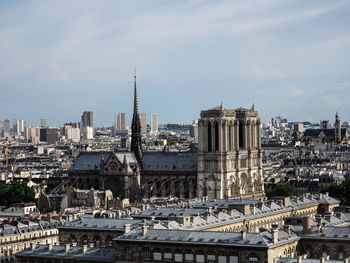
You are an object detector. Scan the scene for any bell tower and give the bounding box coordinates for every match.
[335,112,341,143]
[197,104,264,200]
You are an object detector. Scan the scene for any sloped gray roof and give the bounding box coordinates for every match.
[15,245,115,262]
[116,228,298,247]
[71,152,112,171]
[143,152,197,172]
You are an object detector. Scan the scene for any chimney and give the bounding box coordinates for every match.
[251,206,256,215]
[48,244,53,251]
[325,192,329,196]
[241,230,246,240]
[297,256,303,263]
[302,216,312,234]
[65,244,70,252]
[142,224,148,236]
[203,212,210,221]
[272,229,278,244]
[82,244,87,253]
[89,243,94,248]
[207,207,212,214]
[72,242,77,247]
[124,224,131,234]
[344,258,350,263]
[320,256,325,263]
[258,201,264,210]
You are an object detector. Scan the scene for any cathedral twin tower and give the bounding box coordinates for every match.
[197,104,265,200]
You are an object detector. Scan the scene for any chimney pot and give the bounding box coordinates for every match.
[124,224,131,234]
[65,244,70,252]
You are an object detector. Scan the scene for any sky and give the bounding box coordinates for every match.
[0,0,349,127]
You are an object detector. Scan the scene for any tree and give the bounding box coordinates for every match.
[321,178,350,205]
[0,181,35,207]
[265,184,299,198]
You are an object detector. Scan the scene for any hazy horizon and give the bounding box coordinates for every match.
[1,0,349,126]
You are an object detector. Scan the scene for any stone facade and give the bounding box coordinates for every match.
[197,104,264,200]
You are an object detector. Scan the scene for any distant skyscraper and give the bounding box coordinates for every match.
[150,113,158,134]
[81,111,94,127]
[12,119,25,134]
[138,112,147,134]
[40,127,59,144]
[116,112,127,131]
[40,118,47,127]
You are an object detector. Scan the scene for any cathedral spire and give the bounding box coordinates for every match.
[133,66,138,115]
[131,67,143,168]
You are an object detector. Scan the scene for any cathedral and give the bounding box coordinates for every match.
[67,74,265,201]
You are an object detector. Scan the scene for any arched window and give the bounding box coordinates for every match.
[208,123,212,152]
[239,121,244,148]
[248,253,258,263]
[228,124,232,151]
[207,250,216,263]
[164,248,172,261]
[215,122,219,152]
[185,249,194,262]
[143,247,151,260]
[218,251,227,263]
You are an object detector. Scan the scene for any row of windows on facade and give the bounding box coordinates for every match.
[121,248,259,263]
[0,231,56,244]
[206,122,259,152]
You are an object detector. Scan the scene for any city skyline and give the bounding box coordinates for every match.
[0,0,349,125]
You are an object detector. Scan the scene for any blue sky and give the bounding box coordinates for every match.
[0,0,349,126]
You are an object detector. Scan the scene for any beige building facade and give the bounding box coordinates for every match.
[197,104,264,199]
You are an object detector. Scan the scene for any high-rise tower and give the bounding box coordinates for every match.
[131,68,143,166]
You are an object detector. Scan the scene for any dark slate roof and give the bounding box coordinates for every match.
[70,152,112,171]
[143,152,197,172]
[116,228,298,247]
[304,128,348,139]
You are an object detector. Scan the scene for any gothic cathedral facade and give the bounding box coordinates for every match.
[197,104,265,200]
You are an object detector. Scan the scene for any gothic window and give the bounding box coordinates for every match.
[215,122,219,152]
[208,122,212,152]
[239,121,244,148]
[229,125,232,151]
